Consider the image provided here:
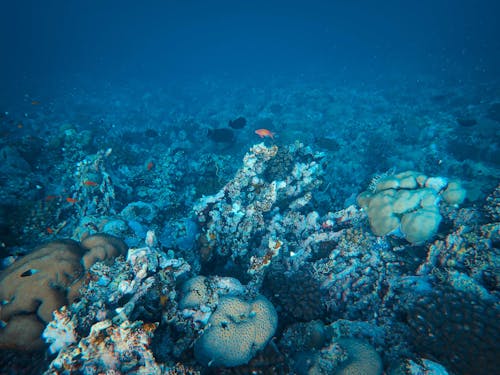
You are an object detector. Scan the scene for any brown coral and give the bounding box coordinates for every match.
[0,234,128,351]
[80,232,128,270]
[0,240,85,350]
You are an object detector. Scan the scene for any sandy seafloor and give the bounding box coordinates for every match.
[0,74,499,374]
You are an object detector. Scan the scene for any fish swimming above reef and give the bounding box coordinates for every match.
[255,128,275,139]
[228,116,247,129]
[207,128,235,143]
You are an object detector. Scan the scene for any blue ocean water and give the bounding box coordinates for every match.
[0,1,499,374]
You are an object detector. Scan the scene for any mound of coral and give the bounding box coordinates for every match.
[0,143,498,375]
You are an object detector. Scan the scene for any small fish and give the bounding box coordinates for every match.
[66,197,78,204]
[20,269,39,277]
[31,100,40,105]
[83,180,98,186]
[17,123,23,129]
[228,116,247,129]
[45,195,60,201]
[255,128,275,139]
[46,227,54,234]
[147,161,154,171]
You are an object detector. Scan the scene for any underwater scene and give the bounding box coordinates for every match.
[0,1,499,374]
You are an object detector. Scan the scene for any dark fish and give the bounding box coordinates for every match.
[487,103,500,122]
[207,128,235,143]
[456,118,477,127]
[144,129,159,137]
[228,116,247,129]
[315,136,340,151]
[20,269,39,277]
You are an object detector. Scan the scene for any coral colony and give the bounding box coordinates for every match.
[0,83,499,375]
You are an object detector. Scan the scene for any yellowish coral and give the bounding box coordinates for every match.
[0,234,128,351]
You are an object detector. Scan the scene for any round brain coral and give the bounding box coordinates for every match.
[179,275,209,309]
[194,295,278,367]
[334,337,383,375]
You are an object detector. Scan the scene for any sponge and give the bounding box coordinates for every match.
[194,295,278,367]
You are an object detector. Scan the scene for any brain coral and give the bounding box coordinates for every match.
[179,275,210,309]
[334,337,383,375]
[0,240,85,351]
[194,295,278,367]
[0,234,127,351]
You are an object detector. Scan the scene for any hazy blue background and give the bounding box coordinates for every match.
[1,0,499,102]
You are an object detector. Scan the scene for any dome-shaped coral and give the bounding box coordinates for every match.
[0,234,128,351]
[194,295,278,367]
[334,337,383,375]
[0,240,85,351]
[358,171,466,244]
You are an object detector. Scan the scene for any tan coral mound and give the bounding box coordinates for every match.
[0,240,85,350]
[0,234,127,351]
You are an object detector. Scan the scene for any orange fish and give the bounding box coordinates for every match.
[66,197,78,204]
[83,180,98,186]
[46,227,54,234]
[255,129,275,139]
[31,100,40,105]
[45,195,60,201]
[147,161,154,171]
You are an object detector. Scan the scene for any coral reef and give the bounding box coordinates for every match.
[0,127,497,375]
[45,318,160,374]
[193,142,326,285]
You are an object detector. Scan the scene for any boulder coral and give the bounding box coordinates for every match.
[357,171,466,244]
[194,295,278,367]
[0,240,85,351]
[0,234,127,351]
[333,337,383,375]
